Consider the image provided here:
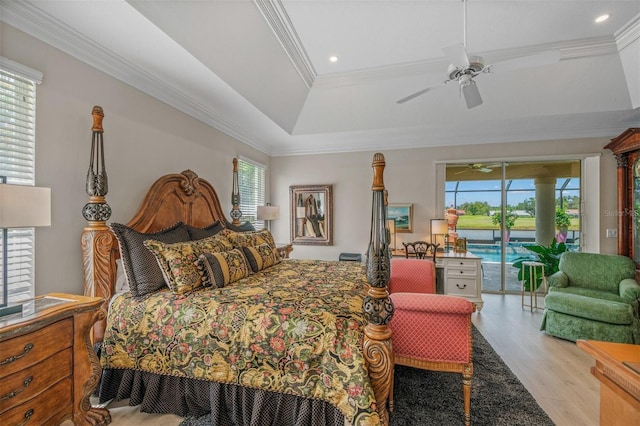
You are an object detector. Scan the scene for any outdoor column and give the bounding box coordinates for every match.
[535,177,555,245]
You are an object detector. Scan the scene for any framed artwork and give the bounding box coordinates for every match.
[388,203,413,233]
[290,184,333,245]
[455,237,468,253]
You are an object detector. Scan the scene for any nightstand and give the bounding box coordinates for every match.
[0,293,111,425]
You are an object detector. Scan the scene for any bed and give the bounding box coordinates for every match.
[81,154,393,425]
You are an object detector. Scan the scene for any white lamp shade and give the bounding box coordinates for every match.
[257,205,280,221]
[0,184,51,228]
[431,219,448,235]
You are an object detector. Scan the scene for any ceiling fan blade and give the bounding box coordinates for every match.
[462,80,482,109]
[443,43,470,69]
[396,87,432,104]
[397,82,448,104]
[487,50,560,74]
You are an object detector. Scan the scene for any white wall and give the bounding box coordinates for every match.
[2,23,623,298]
[2,23,268,296]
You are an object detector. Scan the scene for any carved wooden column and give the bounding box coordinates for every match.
[363,153,394,425]
[72,299,111,425]
[614,152,630,257]
[81,106,115,343]
[229,157,242,225]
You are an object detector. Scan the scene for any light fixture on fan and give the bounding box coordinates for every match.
[397,0,560,109]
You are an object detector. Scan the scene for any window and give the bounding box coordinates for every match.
[1,58,42,304]
[238,157,266,230]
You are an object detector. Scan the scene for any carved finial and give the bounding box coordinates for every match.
[230,157,242,224]
[372,153,385,191]
[92,106,104,132]
[84,106,110,222]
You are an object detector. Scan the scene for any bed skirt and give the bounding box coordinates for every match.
[99,368,346,426]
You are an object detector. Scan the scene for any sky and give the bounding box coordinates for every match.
[445,178,580,208]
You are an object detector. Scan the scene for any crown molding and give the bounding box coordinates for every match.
[0,0,269,154]
[615,13,640,50]
[254,0,316,88]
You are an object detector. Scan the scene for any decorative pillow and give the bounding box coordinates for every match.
[225,229,276,249]
[109,222,190,297]
[226,221,256,232]
[115,258,129,294]
[197,249,251,288]
[186,220,225,241]
[242,242,281,273]
[144,233,234,294]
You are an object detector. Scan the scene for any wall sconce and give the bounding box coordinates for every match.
[430,219,449,252]
[0,180,51,317]
[257,203,280,231]
[387,219,397,251]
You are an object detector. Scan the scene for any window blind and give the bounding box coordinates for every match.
[1,61,40,303]
[238,157,266,230]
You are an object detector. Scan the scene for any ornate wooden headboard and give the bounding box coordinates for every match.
[126,170,229,232]
[81,169,232,341]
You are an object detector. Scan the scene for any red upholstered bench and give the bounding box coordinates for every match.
[389,258,475,426]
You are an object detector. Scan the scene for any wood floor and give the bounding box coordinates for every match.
[92,293,601,426]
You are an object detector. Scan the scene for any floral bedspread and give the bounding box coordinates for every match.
[101,259,380,425]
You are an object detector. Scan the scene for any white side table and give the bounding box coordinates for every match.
[521,261,547,312]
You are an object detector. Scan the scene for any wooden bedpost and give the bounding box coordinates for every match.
[81,106,115,344]
[364,153,394,425]
[229,157,242,225]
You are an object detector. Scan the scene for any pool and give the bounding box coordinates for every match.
[465,243,536,263]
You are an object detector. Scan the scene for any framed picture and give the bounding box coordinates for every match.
[455,237,467,253]
[290,184,333,246]
[388,203,413,233]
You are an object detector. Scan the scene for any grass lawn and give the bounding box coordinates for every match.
[456,215,579,230]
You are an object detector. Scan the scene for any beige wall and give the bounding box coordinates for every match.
[2,23,622,298]
[270,140,619,261]
[2,24,268,296]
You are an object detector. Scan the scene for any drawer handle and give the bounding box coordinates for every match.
[17,408,34,426]
[0,343,34,366]
[456,283,467,289]
[1,376,33,401]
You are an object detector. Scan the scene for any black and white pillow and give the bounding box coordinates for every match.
[186,220,225,241]
[109,222,190,297]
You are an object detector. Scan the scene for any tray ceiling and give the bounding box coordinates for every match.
[2,0,639,156]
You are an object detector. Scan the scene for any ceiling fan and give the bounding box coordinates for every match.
[456,163,501,174]
[397,0,560,109]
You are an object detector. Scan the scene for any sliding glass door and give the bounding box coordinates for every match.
[445,160,581,293]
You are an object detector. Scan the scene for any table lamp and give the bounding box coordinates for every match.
[0,181,51,317]
[257,203,279,231]
[430,218,448,251]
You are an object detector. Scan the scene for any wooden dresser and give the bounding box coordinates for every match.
[577,339,640,425]
[0,293,111,425]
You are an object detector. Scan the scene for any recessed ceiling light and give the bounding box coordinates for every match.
[595,14,611,23]
[329,56,339,63]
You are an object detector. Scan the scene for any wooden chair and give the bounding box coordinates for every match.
[389,258,475,426]
[402,241,439,261]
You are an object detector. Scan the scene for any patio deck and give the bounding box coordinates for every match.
[482,261,530,293]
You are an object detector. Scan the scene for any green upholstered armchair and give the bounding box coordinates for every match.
[541,252,640,344]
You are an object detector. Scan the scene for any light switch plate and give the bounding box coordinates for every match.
[606,229,618,238]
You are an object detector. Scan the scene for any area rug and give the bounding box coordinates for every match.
[180,326,554,426]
